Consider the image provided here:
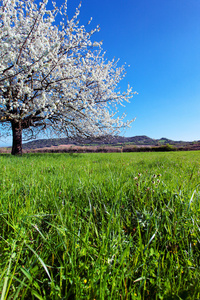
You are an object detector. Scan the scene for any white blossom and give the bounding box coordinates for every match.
[0,0,136,154]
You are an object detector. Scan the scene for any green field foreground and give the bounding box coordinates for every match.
[0,151,200,299]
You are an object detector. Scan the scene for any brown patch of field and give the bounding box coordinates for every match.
[1,143,200,154]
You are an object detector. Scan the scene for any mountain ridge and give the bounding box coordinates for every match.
[22,135,198,150]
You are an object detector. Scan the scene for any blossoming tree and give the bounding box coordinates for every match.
[0,0,135,155]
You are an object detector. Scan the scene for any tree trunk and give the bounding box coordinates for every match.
[11,120,22,155]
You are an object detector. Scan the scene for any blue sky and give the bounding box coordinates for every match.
[1,0,200,146]
[74,0,200,142]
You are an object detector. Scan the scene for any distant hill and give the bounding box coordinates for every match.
[22,135,196,150]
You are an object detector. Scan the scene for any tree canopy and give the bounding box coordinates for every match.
[0,0,136,154]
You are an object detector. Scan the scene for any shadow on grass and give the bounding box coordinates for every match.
[0,152,83,159]
[0,153,11,157]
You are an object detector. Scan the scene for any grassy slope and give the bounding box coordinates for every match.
[0,152,200,299]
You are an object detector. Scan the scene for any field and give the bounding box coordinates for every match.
[0,151,200,299]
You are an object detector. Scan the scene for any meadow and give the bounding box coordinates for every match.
[0,151,200,299]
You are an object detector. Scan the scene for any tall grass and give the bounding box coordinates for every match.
[0,152,200,299]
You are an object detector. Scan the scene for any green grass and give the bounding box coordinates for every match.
[0,151,200,299]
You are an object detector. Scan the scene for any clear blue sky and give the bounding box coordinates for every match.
[69,0,200,142]
[1,0,200,146]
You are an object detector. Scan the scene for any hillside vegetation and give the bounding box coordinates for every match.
[1,136,200,154]
[21,135,198,150]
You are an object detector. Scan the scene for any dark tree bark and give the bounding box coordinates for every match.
[11,120,22,155]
